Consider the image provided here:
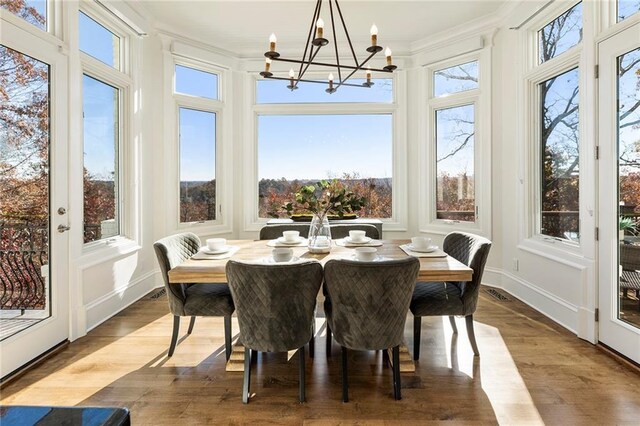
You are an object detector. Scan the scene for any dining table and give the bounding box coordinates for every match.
[167,239,473,373]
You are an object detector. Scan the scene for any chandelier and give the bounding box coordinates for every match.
[260,0,397,94]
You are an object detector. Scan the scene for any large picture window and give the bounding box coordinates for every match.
[257,114,393,218]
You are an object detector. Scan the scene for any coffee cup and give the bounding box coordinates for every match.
[206,238,226,251]
[272,248,293,262]
[349,230,366,242]
[282,230,300,242]
[411,237,432,250]
[355,247,377,261]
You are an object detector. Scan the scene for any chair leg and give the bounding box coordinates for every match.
[309,322,315,359]
[465,315,480,356]
[299,346,306,403]
[187,316,196,334]
[341,346,349,402]
[242,347,252,404]
[224,315,232,361]
[449,316,458,334]
[413,316,421,361]
[168,315,180,357]
[326,323,332,357]
[392,345,401,400]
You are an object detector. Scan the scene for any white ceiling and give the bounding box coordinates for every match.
[136,0,508,56]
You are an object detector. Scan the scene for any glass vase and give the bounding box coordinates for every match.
[308,213,332,253]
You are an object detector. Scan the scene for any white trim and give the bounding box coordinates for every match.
[84,270,161,332]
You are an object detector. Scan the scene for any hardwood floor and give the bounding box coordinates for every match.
[2,286,639,425]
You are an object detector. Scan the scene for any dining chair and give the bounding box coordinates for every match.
[154,232,234,359]
[410,232,491,359]
[329,224,380,239]
[226,260,323,403]
[259,224,311,240]
[323,257,420,401]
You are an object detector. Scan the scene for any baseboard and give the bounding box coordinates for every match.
[84,270,162,332]
[483,266,579,335]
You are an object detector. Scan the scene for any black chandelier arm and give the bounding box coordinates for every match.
[294,44,323,87]
[271,56,391,73]
[329,0,342,83]
[334,50,379,90]
[298,0,323,82]
[264,75,372,89]
[334,0,360,67]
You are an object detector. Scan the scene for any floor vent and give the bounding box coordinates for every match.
[485,288,510,301]
[149,288,166,300]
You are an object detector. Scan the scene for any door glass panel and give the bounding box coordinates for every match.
[1,0,47,31]
[0,45,51,340]
[617,47,640,328]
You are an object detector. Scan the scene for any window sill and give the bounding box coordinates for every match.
[518,237,588,269]
[77,237,141,269]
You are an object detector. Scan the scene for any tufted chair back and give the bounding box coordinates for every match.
[226,260,324,352]
[324,257,420,351]
[329,224,380,239]
[153,232,201,316]
[259,224,311,240]
[442,232,492,314]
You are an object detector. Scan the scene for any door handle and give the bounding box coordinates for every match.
[57,225,70,233]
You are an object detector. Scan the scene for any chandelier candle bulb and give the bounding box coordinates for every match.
[370,24,378,46]
[316,18,324,39]
[366,69,372,83]
[385,47,393,66]
[265,58,271,72]
[269,33,277,52]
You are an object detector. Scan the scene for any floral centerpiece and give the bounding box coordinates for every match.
[270,180,367,252]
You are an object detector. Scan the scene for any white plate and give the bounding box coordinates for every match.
[350,254,388,262]
[407,244,438,253]
[201,246,232,255]
[264,256,300,264]
[277,236,305,245]
[344,236,372,244]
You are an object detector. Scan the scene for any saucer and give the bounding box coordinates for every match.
[277,236,305,245]
[407,244,438,253]
[345,236,372,245]
[350,254,386,262]
[201,246,232,255]
[264,256,300,264]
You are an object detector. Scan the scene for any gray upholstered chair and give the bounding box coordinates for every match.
[226,260,323,403]
[411,232,491,359]
[154,232,234,359]
[259,224,310,240]
[329,224,380,239]
[323,257,420,401]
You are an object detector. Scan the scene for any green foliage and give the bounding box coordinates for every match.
[269,179,366,219]
[619,216,636,231]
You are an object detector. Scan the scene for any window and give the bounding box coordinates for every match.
[435,105,475,222]
[257,78,393,103]
[618,0,640,21]
[433,61,478,97]
[257,114,393,218]
[82,75,120,243]
[179,108,217,222]
[79,11,120,69]
[1,0,46,30]
[538,2,582,64]
[175,65,218,99]
[539,68,580,241]
[172,60,224,227]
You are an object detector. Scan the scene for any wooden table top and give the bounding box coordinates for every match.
[168,239,473,284]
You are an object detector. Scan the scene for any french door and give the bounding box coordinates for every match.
[0,22,69,379]
[597,21,640,364]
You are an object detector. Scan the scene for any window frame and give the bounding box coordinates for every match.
[420,51,491,238]
[164,53,232,235]
[76,4,139,255]
[244,69,408,232]
[519,0,589,256]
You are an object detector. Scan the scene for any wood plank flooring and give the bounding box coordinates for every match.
[2,286,639,425]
